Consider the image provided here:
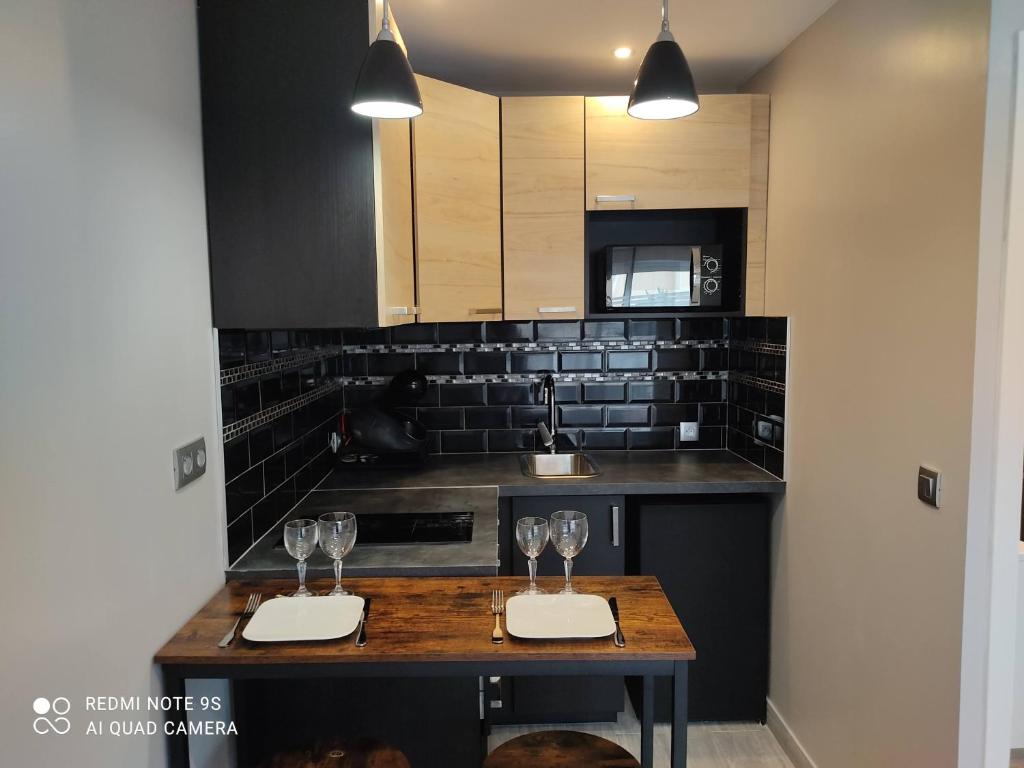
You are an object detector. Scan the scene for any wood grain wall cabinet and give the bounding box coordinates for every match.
[198,0,415,329]
[585,94,770,316]
[501,97,585,321]
[412,76,503,323]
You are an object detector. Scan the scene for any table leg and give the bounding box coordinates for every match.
[161,668,189,768]
[641,675,654,768]
[671,661,689,768]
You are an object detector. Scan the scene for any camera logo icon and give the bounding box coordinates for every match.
[32,697,71,735]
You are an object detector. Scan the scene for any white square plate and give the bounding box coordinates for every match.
[505,593,615,639]
[242,595,364,642]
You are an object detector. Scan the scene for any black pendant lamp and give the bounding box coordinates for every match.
[352,0,423,119]
[628,0,699,120]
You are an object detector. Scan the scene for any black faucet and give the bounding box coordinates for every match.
[538,374,557,454]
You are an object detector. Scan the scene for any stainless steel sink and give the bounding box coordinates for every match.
[520,453,601,479]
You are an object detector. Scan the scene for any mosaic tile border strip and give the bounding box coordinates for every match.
[220,346,343,386]
[222,380,341,442]
[729,372,787,395]
[728,340,788,356]
[341,371,730,387]
[342,340,728,354]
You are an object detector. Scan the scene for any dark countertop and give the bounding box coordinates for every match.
[318,450,784,496]
[228,450,783,581]
[228,486,499,580]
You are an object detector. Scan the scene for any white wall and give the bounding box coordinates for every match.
[745,0,990,765]
[0,1,225,766]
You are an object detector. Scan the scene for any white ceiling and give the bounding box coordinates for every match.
[389,0,837,95]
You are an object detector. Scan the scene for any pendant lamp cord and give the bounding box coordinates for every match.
[661,0,670,32]
[382,0,391,33]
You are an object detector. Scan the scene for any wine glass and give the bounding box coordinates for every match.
[516,517,549,595]
[549,510,588,594]
[283,519,318,597]
[318,511,357,596]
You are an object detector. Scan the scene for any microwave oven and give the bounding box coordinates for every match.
[604,244,723,311]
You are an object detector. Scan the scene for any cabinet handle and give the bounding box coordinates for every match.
[611,505,620,548]
[471,308,502,315]
[595,194,636,204]
[538,306,577,314]
[388,306,420,316]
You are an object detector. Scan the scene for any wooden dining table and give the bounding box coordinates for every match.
[154,575,696,768]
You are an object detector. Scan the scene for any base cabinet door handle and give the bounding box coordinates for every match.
[388,306,420,316]
[611,505,621,548]
[471,308,502,315]
[538,306,577,314]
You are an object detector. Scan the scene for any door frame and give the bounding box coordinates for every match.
[959,26,1024,768]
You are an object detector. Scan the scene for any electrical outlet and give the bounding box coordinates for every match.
[679,422,699,442]
[756,419,774,442]
[173,437,207,491]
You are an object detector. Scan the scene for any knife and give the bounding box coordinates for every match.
[608,597,626,648]
[355,597,372,647]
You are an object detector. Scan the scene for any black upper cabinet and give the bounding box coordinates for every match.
[198,0,400,329]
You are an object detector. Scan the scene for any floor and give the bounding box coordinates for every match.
[488,694,795,767]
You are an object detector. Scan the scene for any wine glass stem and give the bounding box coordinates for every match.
[297,559,307,592]
[564,557,573,591]
[334,558,343,592]
[528,557,537,588]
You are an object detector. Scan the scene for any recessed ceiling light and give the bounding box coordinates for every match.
[613,47,633,59]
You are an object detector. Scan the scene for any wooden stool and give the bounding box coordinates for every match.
[257,737,411,768]
[484,730,640,768]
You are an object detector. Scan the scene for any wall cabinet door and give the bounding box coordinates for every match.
[374,117,416,327]
[585,94,770,314]
[413,76,502,323]
[501,97,585,321]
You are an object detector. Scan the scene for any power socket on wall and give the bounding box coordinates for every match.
[173,437,207,491]
[679,422,699,442]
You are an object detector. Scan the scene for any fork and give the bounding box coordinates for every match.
[491,589,505,645]
[218,592,261,648]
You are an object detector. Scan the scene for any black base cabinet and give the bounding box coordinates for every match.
[627,496,770,723]
[493,495,626,724]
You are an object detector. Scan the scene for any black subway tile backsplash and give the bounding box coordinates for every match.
[584,429,627,450]
[584,382,627,403]
[488,429,535,452]
[511,352,557,373]
[219,318,788,564]
[440,383,487,406]
[656,348,699,372]
[606,405,650,426]
[438,322,484,344]
[628,427,675,450]
[390,323,438,345]
[488,383,535,405]
[628,380,674,402]
[512,406,550,428]
[465,406,510,429]
[464,352,509,375]
[560,352,603,372]
[415,351,462,375]
[537,321,581,341]
[629,319,675,341]
[441,430,487,453]
[559,405,604,427]
[607,350,651,371]
[417,407,464,430]
[584,320,626,340]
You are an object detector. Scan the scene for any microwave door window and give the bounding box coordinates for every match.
[607,247,692,308]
